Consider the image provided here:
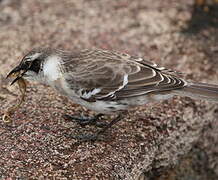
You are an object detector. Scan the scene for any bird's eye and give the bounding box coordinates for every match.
[25,60,32,66]
[29,58,41,73]
[20,60,32,70]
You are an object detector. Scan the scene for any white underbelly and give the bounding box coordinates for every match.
[79,100,128,114]
[50,78,174,114]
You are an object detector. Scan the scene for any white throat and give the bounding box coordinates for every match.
[43,55,62,82]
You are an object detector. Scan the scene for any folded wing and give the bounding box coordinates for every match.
[63,49,186,101]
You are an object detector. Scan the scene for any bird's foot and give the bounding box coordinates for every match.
[69,114,123,142]
[63,113,107,128]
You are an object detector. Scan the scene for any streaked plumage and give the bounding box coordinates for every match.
[6,48,218,141]
[62,49,186,101]
[8,48,218,115]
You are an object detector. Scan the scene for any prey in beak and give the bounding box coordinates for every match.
[3,63,29,123]
[6,61,31,85]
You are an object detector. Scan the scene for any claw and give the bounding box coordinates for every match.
[63,114,104,127]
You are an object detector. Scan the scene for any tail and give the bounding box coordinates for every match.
[174,82,218,102]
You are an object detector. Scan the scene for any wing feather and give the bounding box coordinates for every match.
[62,49,186,101]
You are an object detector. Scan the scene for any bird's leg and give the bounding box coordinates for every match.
[63,113,106,127]
[95,114,122,136]
[73,114,123,142]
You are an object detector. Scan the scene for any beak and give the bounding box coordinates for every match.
[6,65,25,85]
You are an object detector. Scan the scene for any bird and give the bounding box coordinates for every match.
[7,48,218,141]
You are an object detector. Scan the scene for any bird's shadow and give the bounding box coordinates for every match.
[182,4,218,34]
[180,3,218,69]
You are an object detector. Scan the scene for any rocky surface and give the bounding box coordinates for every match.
[0,0,218,179]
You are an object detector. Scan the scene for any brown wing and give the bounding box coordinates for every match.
[63,49,186,101]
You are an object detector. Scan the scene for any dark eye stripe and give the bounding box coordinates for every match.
[20,60,31,70]
[29,59,41,73]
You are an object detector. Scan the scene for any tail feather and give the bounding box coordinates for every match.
[174,82,218,102]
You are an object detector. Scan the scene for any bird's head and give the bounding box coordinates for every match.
[6,48,56,85]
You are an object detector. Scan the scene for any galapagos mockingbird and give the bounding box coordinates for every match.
[7,48,218,141]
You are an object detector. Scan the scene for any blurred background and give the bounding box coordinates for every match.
[0,0,218,179]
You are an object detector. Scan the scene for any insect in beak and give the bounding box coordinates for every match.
[3,64,28,123]
[6,62,30,85]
